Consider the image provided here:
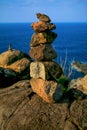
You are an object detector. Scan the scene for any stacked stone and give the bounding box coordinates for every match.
[29,13,63,103]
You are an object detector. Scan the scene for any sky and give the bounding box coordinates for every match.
[0,0,87,23]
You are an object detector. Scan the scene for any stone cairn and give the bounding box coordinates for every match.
[29,13,63,103]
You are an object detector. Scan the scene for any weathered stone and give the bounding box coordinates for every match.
[6,58,30,73]
[36,13,51,22]
[29,44,57,61]
[30,78,64,103]
[0,50,30,67]
[64,120,79,130]
[31,21,56,32]
[69,75,87,94]
[30,31,57,47]
[30,61,63,80]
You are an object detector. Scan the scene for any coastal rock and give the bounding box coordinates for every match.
[30,78,64,103]
[0,50,30,67]
[36,13,51,22]
[30,61,63,80]
[31,21,56,32]
[71,61,87,74]
[29,44,57,61]
[6,58,30,73]
[69,75,87,94]
[30,31,57,47]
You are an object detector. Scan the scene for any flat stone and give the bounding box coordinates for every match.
[30,61,63,80]
[30,78,64,103]
[31,21,56,32]
[30,31,57,47]
[29,44,57,61]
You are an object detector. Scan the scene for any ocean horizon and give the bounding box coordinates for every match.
[0,22,87,78]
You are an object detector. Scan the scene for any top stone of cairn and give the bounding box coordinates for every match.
[36,13,51,22]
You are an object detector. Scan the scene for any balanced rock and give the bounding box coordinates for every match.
[36,13,51,22]
[32,21,56,32]
[30,78,63,103]
[30,61,63,80]
[30,44,57,61]
[30,31,57,47]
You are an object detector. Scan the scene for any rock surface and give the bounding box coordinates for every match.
[69,75,87,94]
[30,78,63,103]
[0,80,87,130]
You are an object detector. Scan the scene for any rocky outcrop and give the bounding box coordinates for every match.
[71,61,87,74]
[29,13,63,103]
[0,50,27,66]
[0,49,31,87]
[69,75,87,94]
[0,80,87,130]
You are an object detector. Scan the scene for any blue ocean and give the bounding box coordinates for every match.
[0,23,87,78]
